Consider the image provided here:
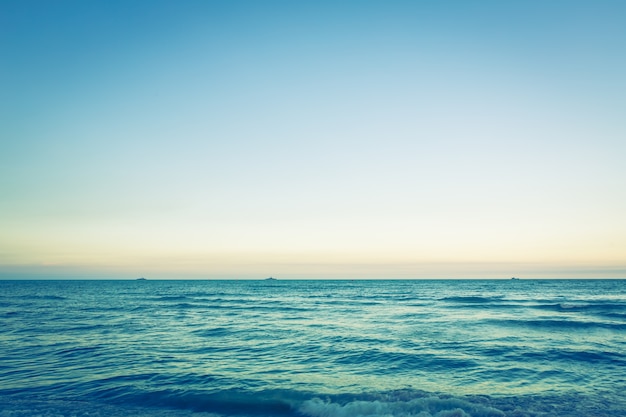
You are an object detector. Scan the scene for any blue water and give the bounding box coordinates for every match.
[1,279,625,417]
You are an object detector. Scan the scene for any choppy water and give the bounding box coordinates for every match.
[1,279,625,417]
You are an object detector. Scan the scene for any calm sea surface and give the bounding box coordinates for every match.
[1,279,625,417]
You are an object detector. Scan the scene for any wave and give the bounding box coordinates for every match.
[192,327,233,337]
[299,396,505,417]
[125,388,626,417]
[492,318,626,331]
[441,297,626,316]
[520,349,626,366]
[332,350,479,371]
[441,296,498,303]
[4,388,624,417]
[531,302,626,321]
[153,295,192,302]
[16,294,67,301]
[53,345,104,359]
[172,302,208,309]
[534,301,625,310]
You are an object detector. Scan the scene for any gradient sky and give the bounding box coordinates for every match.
[1,0,625,278]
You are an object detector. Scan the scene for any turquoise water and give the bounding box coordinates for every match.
[1,279,625,416]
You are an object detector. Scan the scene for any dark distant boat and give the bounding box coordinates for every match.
[511,277,520,280]
[265,277,277,280]
[137,277,147,281]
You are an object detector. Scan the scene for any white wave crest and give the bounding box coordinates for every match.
[299,397,505,417]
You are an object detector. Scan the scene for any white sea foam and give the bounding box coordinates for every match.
[299,397,505,417]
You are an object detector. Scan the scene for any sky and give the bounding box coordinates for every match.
[1,0,625,279]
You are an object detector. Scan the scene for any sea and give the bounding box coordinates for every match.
[1,279,625,417]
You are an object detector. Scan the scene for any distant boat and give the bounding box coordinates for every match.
[137,277,147,281]
[265,277,277,280]
[511,277,520,280]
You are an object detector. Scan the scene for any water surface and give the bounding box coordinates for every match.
[1,279,625,416]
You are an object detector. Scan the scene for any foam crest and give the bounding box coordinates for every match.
[299,397,505,417]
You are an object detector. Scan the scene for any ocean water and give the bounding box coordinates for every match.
[1,279,625,417]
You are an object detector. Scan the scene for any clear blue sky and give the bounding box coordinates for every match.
[1,0,625,278]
